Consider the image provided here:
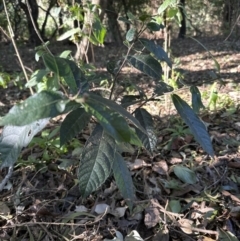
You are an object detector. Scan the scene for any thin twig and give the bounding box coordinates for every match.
[109,42,135,100]
[224,14,240,41]
[2,0,34,95]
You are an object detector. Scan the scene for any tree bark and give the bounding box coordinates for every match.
[105,0,122,45]
[178,0,186,39]
[19,0,41,45]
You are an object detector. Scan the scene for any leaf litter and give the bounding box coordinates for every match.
[1,36,240,240]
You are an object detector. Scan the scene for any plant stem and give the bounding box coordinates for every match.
[109,42,135,100]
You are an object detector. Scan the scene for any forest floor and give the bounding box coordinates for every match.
[0,34,240,241]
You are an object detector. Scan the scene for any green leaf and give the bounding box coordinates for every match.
[0,91,69,126]
[128,128,142,147]
[60,108,91,146]
[57,28,81,41]
[154,82,173,96]
[59,50,72,58]
[121,95,142,107]
[146,22,164,31]
[92,18,106,44]
[169,199,181,213]
[79,125,116,197]
[139,38,172,68]
[158,0,178,15]
[167,7,178,18]
[0,119,49,168]
[118,16,132,24]
[42,53,87,94]
[127,55,162,79]
[127,11,136,21]
[173,165,197,184]
[190,86,205,114]
[172,94,214,157]
[113,153,135,211]
[84,98,131,143]
[88,93,147,135]
[134,108,157,155]
[26,69,49,88]
[126,27,136,42]
[139,13,151,22]
[218,229,238,241]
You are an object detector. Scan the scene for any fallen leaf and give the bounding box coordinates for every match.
[144,199,161,228]
[94,204,110,214]
[125,230,144,241]
[111,206,127,218]
[202,236,216,241]
[152,160,168,175]
[75,205,88,212]
[178,218,193,234]
[127,159,151,171]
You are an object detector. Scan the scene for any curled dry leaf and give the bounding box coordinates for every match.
[152,160,168,175]
[127,159,151,171]
[202,236,216,241]
[178,218,193,234]
[144,199,161,228]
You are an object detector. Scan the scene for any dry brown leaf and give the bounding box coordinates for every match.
[202,236,216,241]
[152,160,168,175]
[128,159,151,171]
[144,199,161,228]
[178,218,193,234]
[222,190,240,204]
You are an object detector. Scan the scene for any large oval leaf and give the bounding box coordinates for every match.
[88,93,147,135]
[134,108,157,155]
[113,153,135,211]
[139,38,172,68]
[172,94,214,157]
[84,98,131,143]
[57,28,81,41]
[126,27,136,42]
[158,0,178,15]
[0,118,49,168]
[190,86,205,114]
[127,55,162,79]
[0,91,69,126]
[42,54,88,94]
[79,125,116,197]
[60,108,91,146]
[173,165,197,184]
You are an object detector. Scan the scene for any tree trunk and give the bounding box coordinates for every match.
[178,0,186,38]
[19,0,41,45]
[105,0,122,45]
